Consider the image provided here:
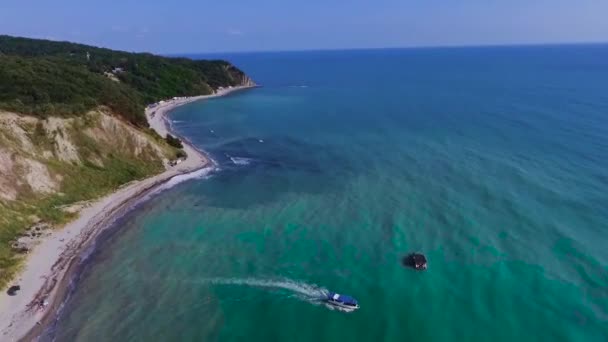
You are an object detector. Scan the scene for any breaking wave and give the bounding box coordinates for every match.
[142,166,215,201]
[229,156,254,166]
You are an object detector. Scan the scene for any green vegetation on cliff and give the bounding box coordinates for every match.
[0,35,254,288]
[165,134,184,149]
[0,56,146,125]
[0,35,253,126]
[0,110,176,287]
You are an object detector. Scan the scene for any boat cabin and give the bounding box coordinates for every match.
[327,292,359,307]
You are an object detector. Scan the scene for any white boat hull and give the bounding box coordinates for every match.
[325,300,360,311]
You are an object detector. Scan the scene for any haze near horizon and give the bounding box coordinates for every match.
[1,0,607,54]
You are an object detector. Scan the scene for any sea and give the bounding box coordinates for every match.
[44,45,608,341]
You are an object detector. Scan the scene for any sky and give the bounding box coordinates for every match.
[1,0,607,54]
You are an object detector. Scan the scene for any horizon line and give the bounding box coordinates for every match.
[3,33,606,57]
[167,40,608,57]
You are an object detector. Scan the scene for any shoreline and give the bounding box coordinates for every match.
[0,85,254,341]
[146,85,255,168]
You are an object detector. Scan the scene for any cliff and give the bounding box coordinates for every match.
[0,108,184,287]
[0,35,255,288]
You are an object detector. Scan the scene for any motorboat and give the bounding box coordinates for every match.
[324,292,360,310]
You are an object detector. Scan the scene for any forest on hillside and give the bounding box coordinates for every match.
[0,35,251,126]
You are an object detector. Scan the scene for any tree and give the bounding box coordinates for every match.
[0,35,251,127]
[165,134,183,149]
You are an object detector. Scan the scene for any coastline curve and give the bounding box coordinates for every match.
[0,85,255,342]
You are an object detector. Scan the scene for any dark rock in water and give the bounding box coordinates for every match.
[402,253,427,270]
[7,285,21,296]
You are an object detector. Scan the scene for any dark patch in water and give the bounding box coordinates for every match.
[213,136,327,173]
[185,136,355,209]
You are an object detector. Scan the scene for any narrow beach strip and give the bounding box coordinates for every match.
[0,85,254,341]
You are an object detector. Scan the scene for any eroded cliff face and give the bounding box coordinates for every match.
[236,73,257,87]
[0,108,175,284]
[0,109,171,201]
[224,64,257,88]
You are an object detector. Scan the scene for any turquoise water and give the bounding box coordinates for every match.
[48,46,608,341]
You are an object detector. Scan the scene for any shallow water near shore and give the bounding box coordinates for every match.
[47,46,608,341]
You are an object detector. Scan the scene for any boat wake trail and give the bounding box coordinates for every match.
[204,277,329,305]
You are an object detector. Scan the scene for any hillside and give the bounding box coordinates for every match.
[0,35,255,126]
[0,108,182,286]
[0,36,254,289]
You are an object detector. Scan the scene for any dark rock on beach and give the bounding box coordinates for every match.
[7,285,20,296]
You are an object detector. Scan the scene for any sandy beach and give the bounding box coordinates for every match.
[0,86,253,341]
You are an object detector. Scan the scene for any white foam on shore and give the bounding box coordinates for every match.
[152,167,215,195]
[0,86,258,342]
[77,166,214,260]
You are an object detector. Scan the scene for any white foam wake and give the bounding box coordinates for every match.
[192,277,359,312]
[205,277,328,301]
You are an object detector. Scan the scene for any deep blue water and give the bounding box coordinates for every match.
[50,45,608,341]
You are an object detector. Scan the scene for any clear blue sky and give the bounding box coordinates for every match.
[1,0,607,54]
